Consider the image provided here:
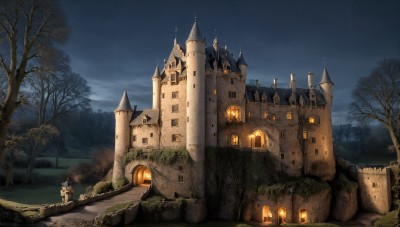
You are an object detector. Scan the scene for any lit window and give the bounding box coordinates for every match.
[227,105,241,121]
[213,89,217,95]
[229,91,236,98]
[171,119,179,127]
[263,112,268,119]
[272,114,276,121]
[303,131,308,140]
[172,91,179,99]
[287,112,293,120]
[231,135,239,146]
[142,138,148,144]
[178,175,184,183]
[309,116,315,124]
[172,134,179,142]
[248,112,251,118]
[172,104,179,113]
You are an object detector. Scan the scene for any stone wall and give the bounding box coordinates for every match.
[357,167,391,214]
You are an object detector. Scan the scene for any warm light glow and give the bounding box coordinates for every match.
[301,212,307,218]
[287,112,293,120]
[144,170,151,180]
[309,116,315,124]
[231,134,239,146]
[272,114,276,121]
[227,105,241,121]
[263,112,268,119]
[280,210,284,215]
[303,131,308,140]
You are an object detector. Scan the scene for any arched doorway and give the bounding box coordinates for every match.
[132,165,151,186]
[278,207,286,225]
[299,208,307,223]
[249,130,267,149]
[262,205,272,224]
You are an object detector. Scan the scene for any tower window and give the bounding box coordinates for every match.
[187,116,189,122]
[303,131,308,140]
[231,78,234,84]
[193,71,196,76]
[315,149,318,155]
[263,112,268,119]
[171,118,179,127]
[287,112,293,120]
[178,175,184,183]
[172,134,179,142]
[171,62,176,67]
[229,91,236,98]
[271,114,276,121]
[193,84,195,88]
[150,133,153,138]
[178,165,183,171]
[372,182,378,188]
[309,116,315,124]
[162,93,165,98]
[280,131,286,139]
[311,137,316,143]
[171,73,177,84]
[230,134,239,146]
[142,138,148,144]
[172,91,179,99]
[280,153,284,159]
[187,102,189,107]
[132,135,136,142]
[172,104,179,113]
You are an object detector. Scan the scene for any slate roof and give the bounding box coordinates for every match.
[205,46,241,72]
[152,66,160,78]
[320,67,334,85]
[115,91,133,111]
[246,85,327,106]
[130,109,159,126]
[186,22,204,42]
[237,51,247,66]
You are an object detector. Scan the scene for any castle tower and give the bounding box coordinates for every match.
[237,50,247,79]
[152,66,161,110]
[319,66,335,180]
[112,91,133,187]
[185,21,206,198]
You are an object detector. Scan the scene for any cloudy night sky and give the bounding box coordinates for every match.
[59,0,400,124]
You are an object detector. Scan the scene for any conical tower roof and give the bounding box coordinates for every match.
[320,66,334,85]
[237,50,247,66]
[152,66,160,78]
[186,22,204,43]
[115,91,133,112]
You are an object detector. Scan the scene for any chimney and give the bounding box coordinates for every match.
[256,80,259,89]
[273,78,278,89]
[307,72,314,89]
[290,73,296,92]
[134,105,137,112]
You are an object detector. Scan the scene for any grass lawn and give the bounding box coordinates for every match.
[0,158,91,205]
[373,210,398,227]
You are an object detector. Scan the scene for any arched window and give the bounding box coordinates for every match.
[226,105,241,122]
[299,209,307,223]
[249,130,267,149]
[230,134,239,146]
[309,116,315,124]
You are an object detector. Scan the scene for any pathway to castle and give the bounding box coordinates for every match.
[41,185,148,226]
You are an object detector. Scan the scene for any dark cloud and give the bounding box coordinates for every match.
[60,0,400,124]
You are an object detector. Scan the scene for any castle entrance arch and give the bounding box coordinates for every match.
[262,205,272,224]
[250,130,267,148]
[299,208,307,223]
[132,165,151,186]
[255,135,262,147]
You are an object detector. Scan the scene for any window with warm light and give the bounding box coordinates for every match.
[213,89,217,95]
[263,112,268,119]
[303,131,308,140]
[227,105,241,122]
[309,116,315,124]
[231,134,239,146]
[287,112,293,120]
[272,114,276,121]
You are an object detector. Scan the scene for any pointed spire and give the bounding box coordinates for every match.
[174,26,178,46]
[186,21,204,43]
[320,66,334,85]
[237,50,247,66]
[152,66,160,78]
[115,91,133,112]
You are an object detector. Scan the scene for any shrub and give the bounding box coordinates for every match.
[93,181,112,195]
[112,177,129,190]
[34,159,54,168]
[149,149,190,165]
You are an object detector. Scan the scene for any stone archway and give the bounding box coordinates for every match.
[132,165,151,186]
[262,205,273,224]
[299,208,307,223]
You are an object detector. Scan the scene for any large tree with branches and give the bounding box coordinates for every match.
[349,59,400,163]
[0,0,68,165]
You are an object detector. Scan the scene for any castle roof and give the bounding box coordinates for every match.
[246,85,327,106]
[237,51,247,66]
[205,46,241,72]
[186,22,204,43]
[115,91,133,112]
[130,109,159,126]
[320,67,334,85]
[152,66,160,78]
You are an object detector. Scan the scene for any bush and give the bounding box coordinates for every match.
[34,159,54,168]
[148,149,190,165]
[93,181,112,195]
[112,177,129,190]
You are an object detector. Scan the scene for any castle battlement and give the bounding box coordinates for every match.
[357,166,390,175]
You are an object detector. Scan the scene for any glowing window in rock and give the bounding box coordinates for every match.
[231,134,239,146]
[309,116,315,124]
[262,205,273,223]
[226,105,241,122]
[299,209,307,223]
[249,130,267,148]
[278,207,286,224]
[287,112,293,120]
[133,165,152,186]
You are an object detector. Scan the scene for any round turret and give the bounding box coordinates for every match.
[152,66,161,110]
[112,91,133,188]
[237,50,247,78]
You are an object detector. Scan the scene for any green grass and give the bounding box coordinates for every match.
[373,210,398,227]
[104,201,136,214]
[0,184,89,204]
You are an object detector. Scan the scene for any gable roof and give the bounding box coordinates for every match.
[130,109,159,126]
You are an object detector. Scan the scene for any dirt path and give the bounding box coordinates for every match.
[41,185,148,226]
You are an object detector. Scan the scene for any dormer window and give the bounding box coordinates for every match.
[273,93,280,105]
[142,118,147,124]
[171,73,177,84]
[171,61,176,68]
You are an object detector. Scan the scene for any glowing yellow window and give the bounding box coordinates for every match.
[231,135,239,146]
[263,112,268,119]
[272,114,276,121]
[303,131,308,140]
[309,116,315,124]
[213,89,217,95]
[287,112,293,120]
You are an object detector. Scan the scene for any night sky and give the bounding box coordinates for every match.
[60,0,400,124]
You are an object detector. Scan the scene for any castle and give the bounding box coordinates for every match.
[110,22,393,224]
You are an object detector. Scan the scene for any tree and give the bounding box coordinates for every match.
[0,0,69,166]
[349,59,400,163]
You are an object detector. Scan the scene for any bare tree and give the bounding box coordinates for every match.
[0,0,69,165]
[349,59,400,163]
